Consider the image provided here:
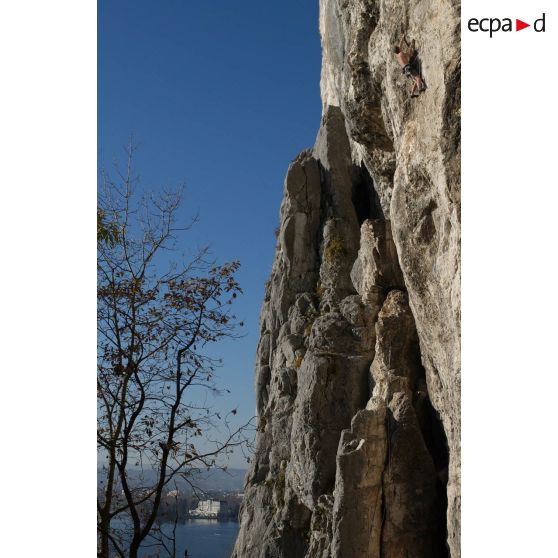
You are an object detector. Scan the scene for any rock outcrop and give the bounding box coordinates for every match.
[233,0,460,556]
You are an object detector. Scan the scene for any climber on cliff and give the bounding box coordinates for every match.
[394,34,425,98]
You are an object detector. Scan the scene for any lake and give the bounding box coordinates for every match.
[138,520,239,558]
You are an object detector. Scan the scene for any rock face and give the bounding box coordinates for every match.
[233,0,460,557]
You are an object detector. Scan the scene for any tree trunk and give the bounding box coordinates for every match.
[98,515,110,558]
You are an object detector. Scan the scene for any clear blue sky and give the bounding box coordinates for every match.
[98,0,322,467]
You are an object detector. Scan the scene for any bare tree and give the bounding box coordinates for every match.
[97,143,251,558]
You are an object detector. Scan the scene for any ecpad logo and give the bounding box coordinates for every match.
[468,13,546,37]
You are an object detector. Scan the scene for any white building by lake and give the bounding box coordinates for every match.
[189,499,228,518]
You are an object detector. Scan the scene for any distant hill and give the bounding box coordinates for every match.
[97,467,247,493]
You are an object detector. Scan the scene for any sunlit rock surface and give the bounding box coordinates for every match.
[233,0,460,556]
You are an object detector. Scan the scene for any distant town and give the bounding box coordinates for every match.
[158,489,244,523]
[97,467,246,523]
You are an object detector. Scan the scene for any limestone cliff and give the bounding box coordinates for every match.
[233,1,460,557]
